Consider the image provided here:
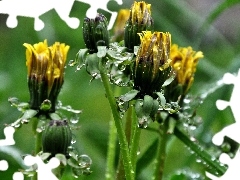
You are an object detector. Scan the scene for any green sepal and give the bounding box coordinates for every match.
[155,92,166,106]
[142,95,154,115]
[134,99,144,118]
[150,99,159,119]
[85,53,100,77]
[118,89,139,102]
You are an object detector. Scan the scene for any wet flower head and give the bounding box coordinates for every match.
[124,1,153,52]
[130,1,152,26]
[170,44,204,94]
[23,40,70,111]
[83,13,109,54]
[133,31,172,97]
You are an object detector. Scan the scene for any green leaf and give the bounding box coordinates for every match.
[205,0,240,25]
[136,138,158,175]
[198,0,240,42]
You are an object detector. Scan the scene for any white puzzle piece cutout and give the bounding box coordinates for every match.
[24,155,60,180]
[206,69,240,180]
[0,0,122,31]
[0,126,15,172]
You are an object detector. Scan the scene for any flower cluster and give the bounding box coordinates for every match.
[73,0,204,126]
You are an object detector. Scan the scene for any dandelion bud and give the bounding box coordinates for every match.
[42,120,72,157]
[133,31,172,97]
[23,40,69,112]
[124,1,154,52]
[83,13,109,54]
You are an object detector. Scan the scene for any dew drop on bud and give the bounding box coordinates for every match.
[78,154,92,168]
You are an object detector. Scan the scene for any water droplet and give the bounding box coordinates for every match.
[78,154,92,168]
[68,59,76,67]
[71,134,77,144]
[70,113,80,124]
[21,119,29,124]
[137,116,149,128]
[8,97,19,106]
[13,123,21,128]
[196,158,201,163]
[17,102,29,111]
[66,105,72,111]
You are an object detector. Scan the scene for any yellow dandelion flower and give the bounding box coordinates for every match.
[133,31,172,96]
[23,40,69,111]
[170,44,204,94]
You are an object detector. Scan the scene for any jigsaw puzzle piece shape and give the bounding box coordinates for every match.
[0,160,8,171]
[24,155,60,180]
[0,126,15,146]
[52,0,80,29]
[0,0,80,30]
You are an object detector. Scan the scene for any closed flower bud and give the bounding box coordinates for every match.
[124,1,154,52]
[133,31,172,97]
[23,40,69,112]
[42,120,72,157]
[83,13,109,54]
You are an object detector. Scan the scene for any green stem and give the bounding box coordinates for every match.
[130,108,141,174]
[152,120,169,180]
[173,124,227,176]
[116,104,133,179]
[35,131,42,155]
[32,117,42,155]
[32,117,42,180]
[125,105,133,144]
[99,59,134,180]
[105,90,119,180]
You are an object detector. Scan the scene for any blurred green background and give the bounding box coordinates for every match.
[0,0,240,179]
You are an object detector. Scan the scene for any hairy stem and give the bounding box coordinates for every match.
[99,58,134,180]
[116,104,133,179]
[106,118,117,180]
[32,117,42,180]
[130,109,141,174]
